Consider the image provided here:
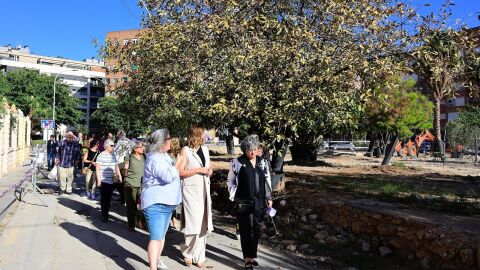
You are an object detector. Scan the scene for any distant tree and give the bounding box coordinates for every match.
[0,69,82,129]
[410,1,480,153]
[446,105,480,149]
[364,77,434,139]
[91,96,147,138]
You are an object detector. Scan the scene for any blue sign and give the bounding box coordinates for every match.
[41,120,55,129]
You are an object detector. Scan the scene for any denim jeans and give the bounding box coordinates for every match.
[47,152,56,170]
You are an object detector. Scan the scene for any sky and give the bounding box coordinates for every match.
[0,0,478,62]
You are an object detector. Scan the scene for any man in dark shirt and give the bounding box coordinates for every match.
[47,135,58,170]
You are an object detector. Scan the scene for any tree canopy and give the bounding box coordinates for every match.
[410,1,480,143]
[0,69,82,130]
[90,96,147,138]
[105,0,415,150]
[446,105,480,149]
[364,77,434,138]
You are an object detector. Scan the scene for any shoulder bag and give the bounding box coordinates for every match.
[235,162,260,214]
[82,151,99,175]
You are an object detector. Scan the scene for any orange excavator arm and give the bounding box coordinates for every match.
[415,131,435,148]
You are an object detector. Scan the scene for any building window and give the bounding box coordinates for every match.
[132,38,138,45]
[449,112,459,121]
[447,98,456,106]
[123,39,129,46]
[455,96,465,106]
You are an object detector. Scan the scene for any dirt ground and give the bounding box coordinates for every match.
[208,145,480,213]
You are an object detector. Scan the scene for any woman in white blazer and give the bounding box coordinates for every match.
[177,125,213,267]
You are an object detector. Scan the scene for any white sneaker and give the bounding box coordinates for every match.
[157,260,168,269]
[90,194,96,200]
[86,191,91,198]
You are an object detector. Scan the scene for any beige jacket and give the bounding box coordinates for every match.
[181,145,213,235]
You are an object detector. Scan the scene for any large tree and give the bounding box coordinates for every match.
[410,1,480,154]
[362,77,433,163]
[104,0,415,163]
[364,77,434,139]
[0,69,82,130]
[90,96,147,138]
[446,106,480,153]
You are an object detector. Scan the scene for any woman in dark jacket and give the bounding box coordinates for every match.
[227,135,272,270]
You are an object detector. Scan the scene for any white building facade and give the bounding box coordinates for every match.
[0,45,106,133]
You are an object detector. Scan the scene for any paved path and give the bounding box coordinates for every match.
[0,176,310,270]
[0,164,32,223]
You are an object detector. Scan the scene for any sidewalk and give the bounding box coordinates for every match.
[0,163,32,224]
[0,177,312,270]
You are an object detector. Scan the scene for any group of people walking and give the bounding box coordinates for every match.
[46,126,273,270]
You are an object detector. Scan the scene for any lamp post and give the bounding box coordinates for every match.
[53,69,77,126]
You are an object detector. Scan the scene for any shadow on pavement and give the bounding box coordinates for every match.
[57,197,188,268]
[206,244,242,268]
[59,222,149,270]
[213,226,237,240]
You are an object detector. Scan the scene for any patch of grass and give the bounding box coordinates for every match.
[31,139,45,146]
[378,183,407,196]
[391,161,407,169]
[316,176,480,215]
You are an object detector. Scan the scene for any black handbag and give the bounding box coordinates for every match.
[235,198,255,214]
[235,168,260,214]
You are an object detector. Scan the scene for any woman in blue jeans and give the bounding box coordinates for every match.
[141,129,182,270]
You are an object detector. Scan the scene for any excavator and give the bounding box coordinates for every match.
[395,130,436,157]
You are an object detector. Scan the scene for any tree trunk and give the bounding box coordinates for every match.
[475,136,478,164]
[433,96,442,142]
[382,134,399,165]
[290,142,317,164]
[271,140,287,173]
[365,133,375,157]
[225,127,235,155]
[433,95,445,159]
[381,133,389,156]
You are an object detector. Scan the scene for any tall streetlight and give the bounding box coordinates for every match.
[53,69,77,126]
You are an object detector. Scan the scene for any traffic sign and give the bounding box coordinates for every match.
[41,120,55,129]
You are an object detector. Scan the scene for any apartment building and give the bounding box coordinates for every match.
[105,29,144,92]
[0,45,106,133]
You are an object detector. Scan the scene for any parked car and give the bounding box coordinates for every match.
[329,141,355,151]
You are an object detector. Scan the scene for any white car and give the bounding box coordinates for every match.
[329,141,355,151]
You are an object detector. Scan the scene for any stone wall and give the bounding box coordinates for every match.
[0,99,31,177]
[275,192,480,269]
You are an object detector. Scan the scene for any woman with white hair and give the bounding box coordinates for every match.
[141,129,182,270]
[95,139,121,222]
[227,135,272,270]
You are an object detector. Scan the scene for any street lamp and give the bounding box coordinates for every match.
[53,69,77,125]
